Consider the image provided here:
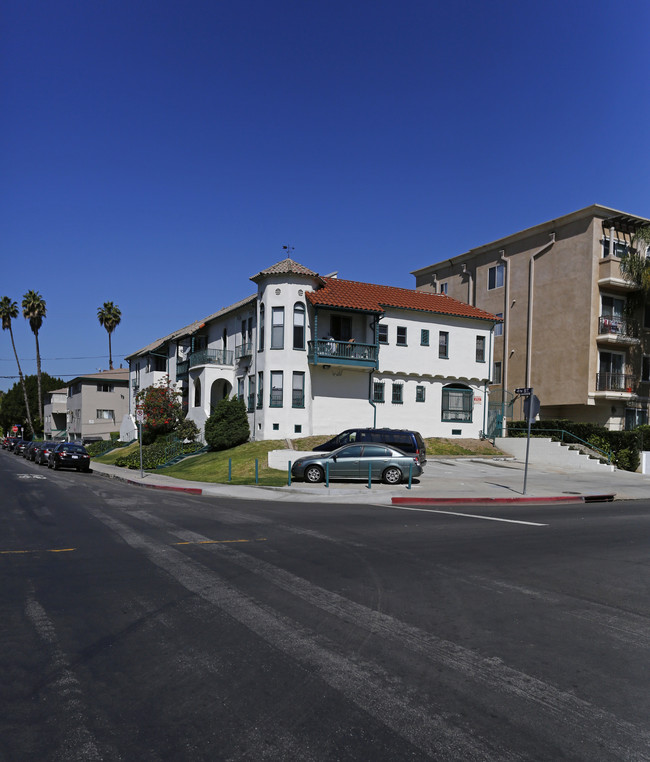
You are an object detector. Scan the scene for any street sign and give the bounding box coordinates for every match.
[136,408,145,423]
[515,387,532,396]
[524,394,541,422]
[12,425,18,433]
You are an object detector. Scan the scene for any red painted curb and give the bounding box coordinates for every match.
[126,479,203,495]
[391,494,615,506]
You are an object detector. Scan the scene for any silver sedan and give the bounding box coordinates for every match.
[291,443,423,485]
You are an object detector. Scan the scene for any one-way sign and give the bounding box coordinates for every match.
[515,387,532,396]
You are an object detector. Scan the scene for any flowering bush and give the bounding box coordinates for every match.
[135,377,183,439]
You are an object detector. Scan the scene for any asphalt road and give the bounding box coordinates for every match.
[2,449,649,761]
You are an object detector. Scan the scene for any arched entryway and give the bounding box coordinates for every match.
[210,378,232,412]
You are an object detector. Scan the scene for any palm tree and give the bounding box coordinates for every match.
[22,290,47,425]
[97,301,122,370]
[0,296,34,437]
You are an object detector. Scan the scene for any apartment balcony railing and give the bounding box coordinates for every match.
[188,348,234,368]
[176,360,189,379]
[596,373,637,393]
[308,339,378,369]
[235,342,253,360]
[598,316,639,338]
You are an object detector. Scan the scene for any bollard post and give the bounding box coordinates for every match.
[407,462,412,490]
[325,460,329,488]
[255,459,259,484]
[228,458,232,482]
[367,461,372,489]
[287,461,292,486]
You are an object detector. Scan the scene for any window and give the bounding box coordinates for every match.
[270,371,283,407]
[602,238,629,258]
[625,408,648,429]
[294,425,302,434]
[373,381,385,403]
[476,336,486,362]
[97,384,114,393]
[194,379,201,407]
[259,305,265,351]
[495,313,503,337]
[69,383,81,396]
[248,376,255,412]
[493,361,502,385]
[330,314,351,341]
[151,355,166,372]
[643,356,650,383]
[237,377,244,401]
[378,324,388,344]
[273,423,279,431]
[271,307,284,349]
[292,372,305,408]
[257,371,263,409]
[420,329,429,346]
[440,283,448,295]
[416,385,425,402]
[293,303,305,349]
[439,331,449,359]
[602,295,625,318]
[338,445,363,458]
[396,326,407,346]
[392,383,403,404]
[488,264,504,290]
[442,384,473,422]
[96,409,114,420]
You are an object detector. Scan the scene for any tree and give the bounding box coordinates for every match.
[619,226,650,296]
[22,290,47,425]
[0,372,65,437]
[0,296,34,437]
[97,301,122,370]
[204,396,250,451]
[135,377,184,444]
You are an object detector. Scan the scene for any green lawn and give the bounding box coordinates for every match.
[93,441,140,465]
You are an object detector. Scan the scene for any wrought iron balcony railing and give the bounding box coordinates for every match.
[596,373,636,392]
[188,348,234,368]
[235,342,253,360]
[308,339,378,366]
[598,316,639,338]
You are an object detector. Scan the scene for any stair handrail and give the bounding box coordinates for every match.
[507,427,612,464]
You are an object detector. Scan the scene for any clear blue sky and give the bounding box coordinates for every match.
[2,0,649,392]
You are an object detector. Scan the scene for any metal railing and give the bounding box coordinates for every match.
[235,342,253,360]
[270,390,283,407]
[247,393,255,412]
[508,426,612,464]
[188,348,234,368]
[596,373,636,392]
[176,360,189,378]
[292,390,304,408]
[308,339,378,362]
[598,316,639,338]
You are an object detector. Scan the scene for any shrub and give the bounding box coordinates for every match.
[205,396,250,451]
[175,417,200,442]
[135,378,183,440]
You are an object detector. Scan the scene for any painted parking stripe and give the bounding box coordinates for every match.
[388,504,548,526]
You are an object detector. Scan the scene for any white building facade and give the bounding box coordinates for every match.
[123,258,500,441]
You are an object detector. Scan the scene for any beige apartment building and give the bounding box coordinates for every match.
[64,369,129,441]
[412,205,650,431]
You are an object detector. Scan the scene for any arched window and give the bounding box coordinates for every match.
[293,303,305,349]
[441,383,472,422]
[194,378,201,408]
[259,304,265,351]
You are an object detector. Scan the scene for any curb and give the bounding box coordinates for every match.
[125,479,203,495]
[391,494,616,506]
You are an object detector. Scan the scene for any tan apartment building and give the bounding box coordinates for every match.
[412,205,650,431]
[65,369,129,441]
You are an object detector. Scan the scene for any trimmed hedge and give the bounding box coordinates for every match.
[506,419,649,471]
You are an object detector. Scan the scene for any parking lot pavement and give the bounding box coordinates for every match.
[89,456,650,504]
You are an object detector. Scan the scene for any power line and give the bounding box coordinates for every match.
[0,354,128,362]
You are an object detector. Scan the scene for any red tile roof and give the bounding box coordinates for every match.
[306,278,500,322]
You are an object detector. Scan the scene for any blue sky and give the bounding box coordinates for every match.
[2,0,649,392]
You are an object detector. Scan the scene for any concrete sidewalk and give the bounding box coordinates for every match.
[89,456,650,504]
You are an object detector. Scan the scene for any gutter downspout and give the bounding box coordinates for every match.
[461,264,474,306]
[526,232,556,387]
[499,251,509,413]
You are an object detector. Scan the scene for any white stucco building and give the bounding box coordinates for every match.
[122,258,500,441]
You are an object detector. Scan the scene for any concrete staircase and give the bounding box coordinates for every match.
[495,437,615,472]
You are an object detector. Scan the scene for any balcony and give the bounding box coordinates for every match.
[188,348,234,368]
[598,257,639,292]
[308,339,378,369]
[235,342,253,360]
[597,316,640,346]
[176,360,189,379]
[595,373,637,393]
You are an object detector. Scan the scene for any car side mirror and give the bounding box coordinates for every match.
[331,455,337,462]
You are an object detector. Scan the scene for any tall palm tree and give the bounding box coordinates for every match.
[22,290,47,425]
[0,296,34,437]
[97,301,122,370]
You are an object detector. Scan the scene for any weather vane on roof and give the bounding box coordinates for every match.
[282,244,295,259]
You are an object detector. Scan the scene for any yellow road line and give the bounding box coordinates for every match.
[173,538,267,545]
[0,548,77,555]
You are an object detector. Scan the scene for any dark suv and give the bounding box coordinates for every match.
[47,443,91,472]
[313,428,427,464]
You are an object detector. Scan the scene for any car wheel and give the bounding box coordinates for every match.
[382,466,402,485]
[47,460,52,469]
[53,460,59,470]
[304,465,324,483]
